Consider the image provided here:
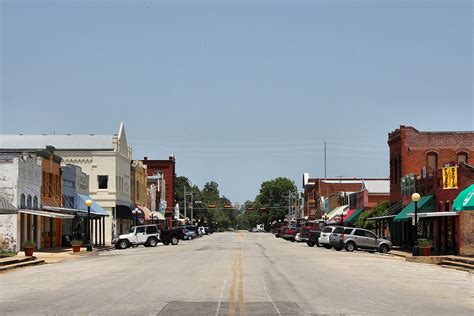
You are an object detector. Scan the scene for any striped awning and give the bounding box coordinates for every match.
[0,196,18,214]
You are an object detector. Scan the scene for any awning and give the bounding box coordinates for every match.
[343,209,364,224]
[0,196,18,214]
[393,195,435,222]
[136,205,151,220]
[19,209,74,219]
[367,202,402,221]
[325,205,349,220]
[77,194,109,216]
[151,211,165,220]
[116,204,133,219]
[452,184,474,211]
[406,211,459,219]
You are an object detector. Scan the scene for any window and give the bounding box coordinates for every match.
[98,175,108,189]
[27,195,32,208]
[136,226,145,234]
[354,229,366,236]
[136,180,139,200]
[63,180,74,188]
[457,152,468,164]
[322,226,333,233]
[33,196,38,209]
[333,227,344,234]
[146,226,158,234]
[427,152,437,171]
[344,228,354,234]
[20,194,26,208]
[365,231,377,239]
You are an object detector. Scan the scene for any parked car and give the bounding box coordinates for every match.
[204,227,213,235]
[318,226,336,249]
[306,229,322,247]
[282,226,298,242]
[298,226,313,242]
[183,229,198,240]
[198,226,206,236]
[343,228,392,253]
[275,225,286,238]
[328,227,355,251]
[160,226,186,245]
[185,225,202,237]
[114,225,160,249]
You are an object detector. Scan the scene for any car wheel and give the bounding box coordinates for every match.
[335,247,343,251]
[171,236,179,245]
[188,236,193,240]
[345,241,356,252]
[148,238,158,247]
[163,241,170,245]
[316,240,321,247]
[323,245,332,249]
[307,241,315,247]
[379,244,389,254]
[118,240,129,249]
[291,238,295,242]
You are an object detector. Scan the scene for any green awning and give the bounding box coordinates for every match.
[325,205,348,220]
[343,208,364,224]
[452,184,474,211]
[393,195,435,222]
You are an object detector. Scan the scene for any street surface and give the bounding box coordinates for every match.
[1,232,473,315]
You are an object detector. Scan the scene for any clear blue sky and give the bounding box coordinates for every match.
[1,0,472,203]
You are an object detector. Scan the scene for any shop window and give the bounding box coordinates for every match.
[427,152,437,172]
[457,152,468,164]
[27,195,32,208]
[98,175,108,189]
[33,196,38,209]
[20,194,26,208]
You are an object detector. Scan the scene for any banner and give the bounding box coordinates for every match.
[442,167,458,189]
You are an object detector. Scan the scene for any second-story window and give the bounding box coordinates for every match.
[457,152,468,164]
[427,152,438,172]
[98,175,108,189]
[20,194,26,208]
[33,196,38,209]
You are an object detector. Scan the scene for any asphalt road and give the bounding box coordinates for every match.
[1,232,473,315]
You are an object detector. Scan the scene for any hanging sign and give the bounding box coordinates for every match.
[442,167,458,189]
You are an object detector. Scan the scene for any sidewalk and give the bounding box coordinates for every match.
[389,248,474,266]
[7,246,114,264]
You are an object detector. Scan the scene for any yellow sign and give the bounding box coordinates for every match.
[442,167,458,189]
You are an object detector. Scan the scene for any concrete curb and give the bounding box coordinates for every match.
[0,258,45,272]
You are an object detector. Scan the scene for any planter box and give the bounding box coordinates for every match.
[420,247,431,256]
[72,245,81,253]
[24,247,34,256]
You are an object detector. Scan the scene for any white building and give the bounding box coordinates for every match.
[0,123,132,244]
[0,154,42,251]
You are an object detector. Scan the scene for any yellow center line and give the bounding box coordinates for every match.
[228,233,246,316]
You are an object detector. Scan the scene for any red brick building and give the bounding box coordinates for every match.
[142,156,176,217]
[303,177,389,219]
[388,125,474,203]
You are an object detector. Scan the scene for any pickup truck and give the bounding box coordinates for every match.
[282,226,297,242]
[306,229,322,247]
[160,226,187,245]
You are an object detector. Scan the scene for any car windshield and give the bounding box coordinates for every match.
[128,227,135,233]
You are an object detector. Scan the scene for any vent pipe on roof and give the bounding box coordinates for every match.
[90,133,94,136]
[19,134,23,136]
[66,133,71,136]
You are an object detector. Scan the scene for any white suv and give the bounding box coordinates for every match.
[114,225,160,249]
[318,226,336,249]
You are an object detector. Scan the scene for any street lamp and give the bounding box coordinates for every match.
[411,192,421,256]
[150,212,154,225]
[85,199,93,251]
[132,208,141,226]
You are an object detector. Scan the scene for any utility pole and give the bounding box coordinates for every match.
[324,141,327,179]
[190,192,194,225]
[288,190,291,223]
[184,186,187,220]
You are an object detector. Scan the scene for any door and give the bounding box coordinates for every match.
[364,230,378,249]
[353,229,369,248]
[135,226,147,243]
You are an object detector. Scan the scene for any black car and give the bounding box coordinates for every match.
[160,226,187,245]
[184,225,201,237]
[306,229,322,247]
[204,227,213,235]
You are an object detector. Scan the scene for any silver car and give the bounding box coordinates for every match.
[343,228,392,253]
[318,226,336,249]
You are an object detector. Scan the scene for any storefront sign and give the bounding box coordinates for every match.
[442,167,458,189]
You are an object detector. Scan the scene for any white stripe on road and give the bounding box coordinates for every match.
[262,280,281,316]
[215,279,227,316]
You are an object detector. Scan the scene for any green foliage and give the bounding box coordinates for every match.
[0,250,17,257]
[355,201,390,230]
[417,239,432,248]
[22,240,36,248]
[71,239,83,246]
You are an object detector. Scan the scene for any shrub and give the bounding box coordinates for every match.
[71,239,83,246]
[22,240,36,248]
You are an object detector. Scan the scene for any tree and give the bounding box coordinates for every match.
[355,201,390,230]
[255,177,297,222]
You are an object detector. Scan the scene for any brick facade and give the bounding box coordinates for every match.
[457,211,474,256]
[142,156,176,214]
[388,125,474,203]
